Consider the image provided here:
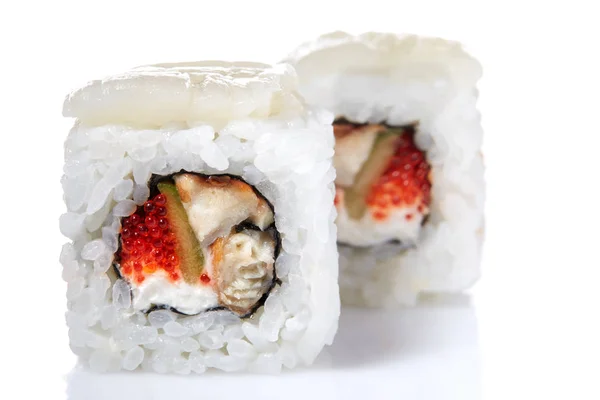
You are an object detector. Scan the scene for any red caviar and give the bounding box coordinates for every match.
[334,188,343,207]
[154,194,166,206]
[367,132,432,221]
[118,196,182,284]
[200,273,211,284]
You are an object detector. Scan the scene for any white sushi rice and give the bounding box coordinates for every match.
[284,32,485,307]
[60,62,340,373]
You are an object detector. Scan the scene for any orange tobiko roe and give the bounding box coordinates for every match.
[366,132,432,221]
[118,193,182,284]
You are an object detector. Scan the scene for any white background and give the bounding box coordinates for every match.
[1,1,599,399]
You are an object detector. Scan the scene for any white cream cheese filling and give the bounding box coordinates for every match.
[132,271,218,315]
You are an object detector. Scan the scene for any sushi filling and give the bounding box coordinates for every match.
[115,173,278,317]
[333,119,432,247]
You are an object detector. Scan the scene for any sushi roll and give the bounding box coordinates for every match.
[59,62,339,373]
[284,32,485,306]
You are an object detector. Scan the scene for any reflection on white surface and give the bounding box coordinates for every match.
[67,295,479,400]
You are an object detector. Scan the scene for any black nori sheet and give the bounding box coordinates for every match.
[333,117,418,132]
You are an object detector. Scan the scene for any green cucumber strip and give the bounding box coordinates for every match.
[344,128,405,219]
[157,181,205,284]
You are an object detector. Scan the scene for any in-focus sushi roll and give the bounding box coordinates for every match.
[284,32,485,307]
[59,62,339,373]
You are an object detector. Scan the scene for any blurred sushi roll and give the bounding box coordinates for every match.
[59,62,339,373]
[285,32,485,306]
